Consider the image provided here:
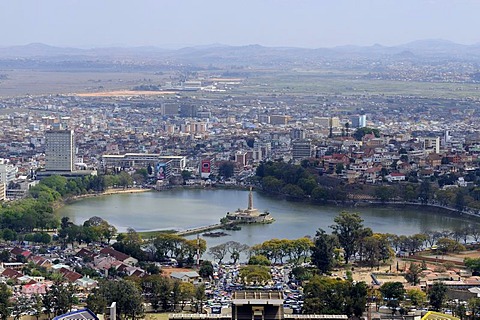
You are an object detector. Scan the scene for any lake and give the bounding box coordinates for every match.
[57,188,478,247]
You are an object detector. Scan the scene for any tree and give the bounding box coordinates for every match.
[208,243,229,264]
[248,255,271,266]
[311,229,337,273]
[199,260,214,278]
[436,238,465,254]
[330,212,365,264]
[0,283,11,320]
[380,282,405,311]
[218,161,235,179]
[353,127,380,141]
[226,241,249,264]
[468,298,480,319]
[239,265,271,285]
[178,282,195,310]
[94,279,144,318]
[418,180,432,204]
[31,294,43,320]
[405,263,422,285]
[428,282,447,311]
[465,257,480,275]
[142,275,172,311]
[406,289,427,307]
[117,171,133,189]
[362,233,393,268]
[335,163,344,175]
[45,282,76,316]
[375,186,394,202]
[194,284,206,313]
[455,189,466,211]
[303,276,367,317]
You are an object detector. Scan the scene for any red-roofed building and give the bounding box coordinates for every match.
[100,247,138,265]
[58,268,82,282]
[2,268,23,280]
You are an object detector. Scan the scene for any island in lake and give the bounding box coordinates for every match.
[224,188,274,224]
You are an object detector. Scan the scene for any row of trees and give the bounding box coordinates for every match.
[255,159,480,214]
[0,172,137,235]
[58,216,117,247]
[311,212,469,274]
[86,277,206,319]
[207,238,312,265]
[111,229,207,267]
[304,277,448,317]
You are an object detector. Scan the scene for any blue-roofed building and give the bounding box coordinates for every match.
[53,308,99,320]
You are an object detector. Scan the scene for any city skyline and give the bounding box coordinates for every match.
[1,0,480,49]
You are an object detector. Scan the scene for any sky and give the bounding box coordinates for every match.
[1,0,479,49]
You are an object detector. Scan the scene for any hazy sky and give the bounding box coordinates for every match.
[1,0,479,48]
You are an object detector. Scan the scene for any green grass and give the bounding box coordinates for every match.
[137,229,177,239]
[235,70,480,99]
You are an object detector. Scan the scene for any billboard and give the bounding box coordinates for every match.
[201,160,211,178]
[156,163,166,180]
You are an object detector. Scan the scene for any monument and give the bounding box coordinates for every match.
[224,188,274,224]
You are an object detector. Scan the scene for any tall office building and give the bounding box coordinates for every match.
[45,130,75,172]
[291,128,306,140]
[350,115,367,128]
[179,104,198,118]
[292,139,312,161]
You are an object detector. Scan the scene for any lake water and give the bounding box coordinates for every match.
[57,189,479,248]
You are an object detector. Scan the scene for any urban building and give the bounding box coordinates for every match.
[162,103,179,116]
[423,137,441,154]
[170,291,346,320]
[0,159,17,185]
[292,140,312,162]
[291,128,306,140]
[269,115,290,126]
[45,129,75,172]
[102,154,186,173]
[179,104,198,118]
[351,115,367,128]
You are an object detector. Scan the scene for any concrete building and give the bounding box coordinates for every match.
[423,137,441,154]
[292,140,312,162]
[351,115,367,128]
[45,129,75,172]
[313,117,340,129]
[0,159,17,185]
[291,128,306,140]
[179,104,198,118]
[170,290,347,320]
[102,154,186,173]
[269,115,290,126]
[162,103,179,116]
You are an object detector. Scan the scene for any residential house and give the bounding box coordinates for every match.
[99,247,138,265]
[170,271,202,284]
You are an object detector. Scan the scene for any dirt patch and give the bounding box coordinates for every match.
[75,90,177,97]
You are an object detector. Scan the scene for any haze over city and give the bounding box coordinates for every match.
[1,0,480,48]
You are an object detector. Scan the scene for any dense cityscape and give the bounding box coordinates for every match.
[3,1,480,320]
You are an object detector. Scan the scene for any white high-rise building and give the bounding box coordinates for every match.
[45,130,75,172]
[0,159,17,185]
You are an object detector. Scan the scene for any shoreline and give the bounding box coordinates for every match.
[55,187,152,210]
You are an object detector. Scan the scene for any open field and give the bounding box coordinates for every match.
[0,69,170,97]
[75,90,177,97]
[242,70,480,100]
[1,67,480,100]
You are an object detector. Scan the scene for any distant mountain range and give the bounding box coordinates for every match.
[1,39,480,64]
